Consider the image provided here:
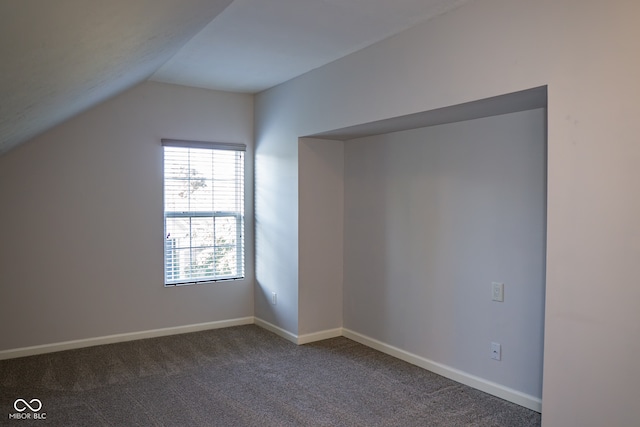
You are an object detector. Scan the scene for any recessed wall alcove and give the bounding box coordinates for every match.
[298,86,547,411]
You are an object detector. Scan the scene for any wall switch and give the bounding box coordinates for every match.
[271,292,277,305]
[491,342,502,360]
[492,282,504,302]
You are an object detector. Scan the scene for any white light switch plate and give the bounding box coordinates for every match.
[492,282,504,302]
[491,342,502,360]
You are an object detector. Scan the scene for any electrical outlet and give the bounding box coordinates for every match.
[491,342,502,361]
[271,292,277,305]
[492,282,504,302]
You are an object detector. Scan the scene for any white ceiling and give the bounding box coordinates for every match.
[0,0,471,155]
[151,0,472,93]
[0,0,233,155]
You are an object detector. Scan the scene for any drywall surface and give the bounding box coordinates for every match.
[344,109,546,398]
[298,138,344,335]
[255,0,640,425]
[254,88,300,333]
[0,0,233,155]
[0,81,254,351]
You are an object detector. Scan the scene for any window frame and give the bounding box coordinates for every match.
[162,139,246,286]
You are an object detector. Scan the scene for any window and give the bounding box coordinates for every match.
[162,139,245,285]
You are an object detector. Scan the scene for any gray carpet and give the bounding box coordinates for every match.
[0,325,541,426]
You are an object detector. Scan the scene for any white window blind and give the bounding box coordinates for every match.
[162,139,245,285]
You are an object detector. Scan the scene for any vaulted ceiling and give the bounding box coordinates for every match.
[0,0,471,156]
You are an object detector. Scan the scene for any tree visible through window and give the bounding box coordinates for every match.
[162,139,245,285]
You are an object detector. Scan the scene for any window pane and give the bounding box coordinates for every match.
[165,218,190,248]
[215,246,237,276]
[165,248,191,282]
[164,147,189,179]
[192,247,215,279]
[190,182,213,212]
[164,179,190,212]
[189,148,213,179]
[191,217,214,248]
[214,216,237,245]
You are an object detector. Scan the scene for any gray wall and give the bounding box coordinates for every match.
[0,82,254,350]
[254,88,301,333]
[344,109,546,398]
[298,138,344,335]
[254,0,640,424]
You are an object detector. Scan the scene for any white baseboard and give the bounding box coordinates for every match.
[254,317,299,344]
[0,317,254,361]
[253,318,342,345]
[342,328,542,413]
[297,327,343,345]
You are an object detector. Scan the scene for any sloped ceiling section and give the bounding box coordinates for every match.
[0,0,232,156]
[151,0,473,93]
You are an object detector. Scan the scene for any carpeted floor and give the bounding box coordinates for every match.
[0,325,541,426]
